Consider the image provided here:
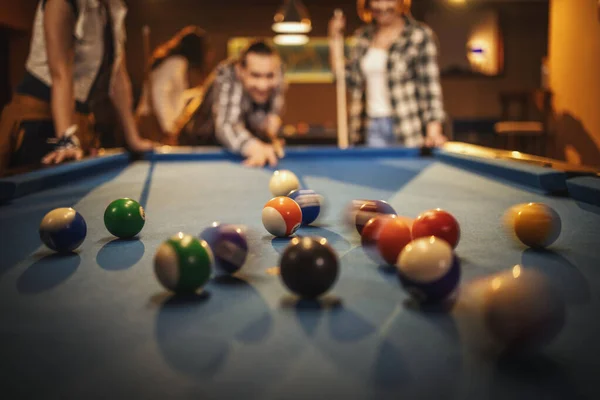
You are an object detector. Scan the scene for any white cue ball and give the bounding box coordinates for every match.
[269,170,300,197]
[483,266,566,352]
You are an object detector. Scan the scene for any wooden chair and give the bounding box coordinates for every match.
[494,90,553,156]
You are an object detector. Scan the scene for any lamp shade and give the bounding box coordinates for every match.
[272,0,312,34]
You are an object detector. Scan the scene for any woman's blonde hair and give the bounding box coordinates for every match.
[357,0,412,23]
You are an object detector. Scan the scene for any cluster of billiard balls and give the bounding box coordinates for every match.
[259,170,464,302]
[351,199,566,351]
[261,169,567,351]
[39,198,146,253]
[38,175,566,352]
[153,223,249,294]
[39,198,250,295]
[262,170,336,298]
[350,200,462,304]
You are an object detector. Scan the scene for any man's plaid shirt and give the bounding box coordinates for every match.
[345,16,446,147]
[182,59,285,153]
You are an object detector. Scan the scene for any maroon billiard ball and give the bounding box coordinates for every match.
[355,200,397,235]
[411,209,460,248]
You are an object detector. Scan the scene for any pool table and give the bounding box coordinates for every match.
[1,144,599,400]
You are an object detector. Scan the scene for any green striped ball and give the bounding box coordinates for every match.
[154,233,213,294]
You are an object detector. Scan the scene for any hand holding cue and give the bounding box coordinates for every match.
[332,9,349,149]
[273,137,285,159]
[266,115,285,158]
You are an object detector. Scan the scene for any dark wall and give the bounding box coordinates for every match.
[125,0,548,125]
[3,0,549,126]
[0,28,10,109]
[0,0,38,30]
[441,2,549,119]
[0,0,37,109]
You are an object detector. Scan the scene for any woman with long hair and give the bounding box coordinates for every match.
[136,26,212,144]
[329,0,448,148]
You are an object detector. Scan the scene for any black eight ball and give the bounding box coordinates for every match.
[279,237,339,298]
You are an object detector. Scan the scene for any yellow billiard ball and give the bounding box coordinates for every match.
[511,202,561,249]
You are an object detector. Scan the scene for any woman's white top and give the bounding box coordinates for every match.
[360,47,393,118]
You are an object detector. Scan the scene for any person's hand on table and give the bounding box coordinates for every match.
[42,147,84,165]
[128,137,158,152]
[424,122,448,148]
[42,127,84,165]
[161,134,179,146]
[242,140,278,168]
[425,131,447,148]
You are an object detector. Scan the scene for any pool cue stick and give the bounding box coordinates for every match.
[142,25,153,110]
[333,9,349,149]
[267,115,285,159]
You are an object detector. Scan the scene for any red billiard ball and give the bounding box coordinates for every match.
[377,217,412,265]
[412,209,460,248]
[361,214,396,264]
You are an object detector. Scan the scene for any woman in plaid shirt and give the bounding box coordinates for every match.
[329,0,448,148]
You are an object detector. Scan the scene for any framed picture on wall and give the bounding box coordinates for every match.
[424,8,504,76]
[228,37,355,83]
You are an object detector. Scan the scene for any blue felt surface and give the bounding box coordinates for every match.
[1,153,600,400]
[0,152,130,203]
[0,166,127,276]
[566,176,600,206]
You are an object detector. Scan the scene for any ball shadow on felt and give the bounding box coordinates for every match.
[96,238,145,271]
[489,353,584,400]
[17,252,80,294]
[153,290,226,379]
[280,294,343,336]
[154,275,272,378]
[521,248,591,305]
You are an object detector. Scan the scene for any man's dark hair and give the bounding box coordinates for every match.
[240,41,277,68]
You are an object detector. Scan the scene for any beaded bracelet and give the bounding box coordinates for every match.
[48,125,81,151]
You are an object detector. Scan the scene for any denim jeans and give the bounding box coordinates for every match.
[366,117,395,148]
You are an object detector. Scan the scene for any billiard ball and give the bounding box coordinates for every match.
[355,200,397,235]
[396,236,461,303]
[200,222,248,274]
[279,236,339,298]
[361,214,396,264]
[503,203,527,229]
[262,196,303,237]
[377,217,412,265]
[343,199,370,229]
[104,198,145,239]
[411,209,460,248]
[483,266,565,352]
[269,170,300,197]
[512,203,561,248]
[287,189,324,225]
[39,207,87,253]
[502,203,528,242]
[154,232,213,294]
